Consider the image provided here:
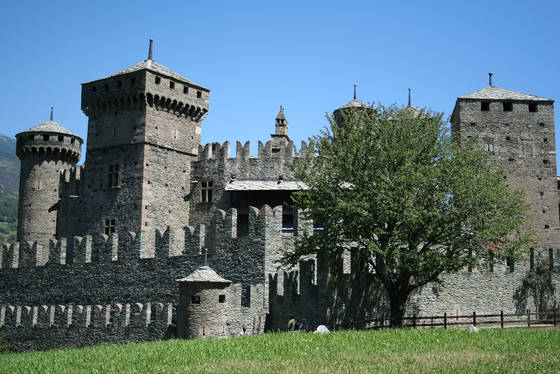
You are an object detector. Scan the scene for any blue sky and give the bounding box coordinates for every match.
[0,1,559,162]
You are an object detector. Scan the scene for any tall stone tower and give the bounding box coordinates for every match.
[15,115,82,245]
[451,75,558,265]
[79,41,209,240]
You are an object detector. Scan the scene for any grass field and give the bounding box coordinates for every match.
[1,328,559,373]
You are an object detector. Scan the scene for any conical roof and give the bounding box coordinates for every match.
[176,266,231,284]
[458,86,552,101]
[276,106,286,120]
[17,120,80,139]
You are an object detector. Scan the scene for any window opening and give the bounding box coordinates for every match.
[282,205,294,235]
[104,218,116,235]
[197,91,202,98]
[481,102,490,111]
[503,102,513,111]
[170,81,175,89]
[506,256,514,272]
[201,181,213,203]
[241,285,251,307]
[219,295,226,303]
[191,295,200,304]
[529,103,538,112]
[155,76,161,84]
[107,164,120,188]
[183,86,189,94]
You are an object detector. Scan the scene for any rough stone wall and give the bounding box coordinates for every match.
[451,100,559,259]
[16,133,81,246]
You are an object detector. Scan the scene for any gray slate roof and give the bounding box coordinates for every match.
[340,99,368,108]
[18,121,79,137]
[88,60,208,90]
[176,266,231,284]
[225,178,308,191]
[459,86,552,101]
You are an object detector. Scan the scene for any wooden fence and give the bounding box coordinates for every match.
[336,309,558,330]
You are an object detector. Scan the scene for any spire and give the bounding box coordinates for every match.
[50,107,54,121]
[148,38,153,61]
[353,84,357,100]
[274,105,289,137]
[489,72,493,86]
[408,88,411,107]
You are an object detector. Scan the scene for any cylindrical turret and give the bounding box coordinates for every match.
[16,120,82,245]
[176,266,231,339]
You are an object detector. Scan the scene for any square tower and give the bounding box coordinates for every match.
[78,56,209,240]
[451,83,557,265]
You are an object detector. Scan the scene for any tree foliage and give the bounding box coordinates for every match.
[288,105,533,326]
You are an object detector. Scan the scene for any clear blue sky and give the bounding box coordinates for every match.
[1,1,559,162]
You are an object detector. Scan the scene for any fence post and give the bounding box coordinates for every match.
[473,311,476,326]
[527,308,531,328]
[500,310,504,329]
[444,312,447,329]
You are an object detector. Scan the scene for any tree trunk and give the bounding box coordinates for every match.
[387,286,409,327]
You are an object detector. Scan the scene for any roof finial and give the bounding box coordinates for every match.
[489,72,493,86]
[148,38,153,61]
[50,107,54,121]
[408,88,411,107]
[353,84,357,100]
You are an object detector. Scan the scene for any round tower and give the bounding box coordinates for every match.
[16,115,82,245]
[333,84,374,126]
[176,266,231,339]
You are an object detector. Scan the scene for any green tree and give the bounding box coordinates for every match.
[288,105,533,327]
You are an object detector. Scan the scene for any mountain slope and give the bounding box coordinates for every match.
[0,134,18,241]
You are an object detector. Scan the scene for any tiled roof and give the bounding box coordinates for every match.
[176,266,231,284]
[18,121,78,137]
[225,178,308,191]
[459,86,552,101]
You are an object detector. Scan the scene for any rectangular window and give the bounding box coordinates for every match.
[183,86,189,94]
[104,218,116,236]
[241,285,251,307]
[197,90,202,98]
[201,181,213,203]
[282,205,294,235]
[503,102,513,111]
[169,81,175,89]
[481,102,490,111]
[155,76,161,84]
[191,295,200,304]
[107,164,120,188]
[506,256,515,272]
[529,103,538,112]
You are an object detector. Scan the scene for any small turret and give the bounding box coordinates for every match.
[176,264,231,339]
[333,84,374,126]
[273,105,289,137]
[15,113,83,245]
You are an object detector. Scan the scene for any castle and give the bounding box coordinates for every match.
[1,44,558,352]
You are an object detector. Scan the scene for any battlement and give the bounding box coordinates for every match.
[0,301,174,329]
[0,205,298,271]
[198,139,311,161]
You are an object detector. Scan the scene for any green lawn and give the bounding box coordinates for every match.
[1,328,559,373]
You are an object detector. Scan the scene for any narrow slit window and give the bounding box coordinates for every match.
[549,248,554,270]
[241,285,251,307]
[170,81,175,89]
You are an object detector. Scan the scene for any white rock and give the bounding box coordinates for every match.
[314,325,330,334]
